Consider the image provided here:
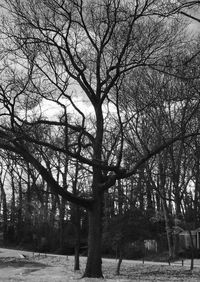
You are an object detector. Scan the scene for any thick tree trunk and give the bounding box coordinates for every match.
[83,197,103,278]
[83,104,104,278]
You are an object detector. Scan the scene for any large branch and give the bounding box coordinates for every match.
[0,127,123,174]
[20,118,95,143]
[122,131,200,179]
[180,10,200,23]
[96,131,199,193]
[0,142,93,209]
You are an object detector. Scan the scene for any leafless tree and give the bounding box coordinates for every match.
[0,0,199,277]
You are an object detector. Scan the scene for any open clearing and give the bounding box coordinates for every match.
[0,248,200,281]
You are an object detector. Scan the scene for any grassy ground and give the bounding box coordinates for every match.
[0,253,200,281]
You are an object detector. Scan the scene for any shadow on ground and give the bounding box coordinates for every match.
[0,257,48,269]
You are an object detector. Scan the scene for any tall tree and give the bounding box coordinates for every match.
[0,0,199,277]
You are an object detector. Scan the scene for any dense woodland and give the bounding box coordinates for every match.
[0,0,200,278]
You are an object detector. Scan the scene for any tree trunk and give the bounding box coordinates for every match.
[74,241,80,271]
[117,180,123,215]
[25,163,32,230]
[10,168,16,227]
[0,180,7,243]
[83,104,104,278]
[162,199,174,259]
[83,197,103,278]
[116,248,123,275]
[17,175,23,242]
[190,251,194,271]
[188,230,195,271]
[59,198,66,252]
[74,206,81,271]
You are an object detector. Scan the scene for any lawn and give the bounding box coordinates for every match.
[0,252,200,281]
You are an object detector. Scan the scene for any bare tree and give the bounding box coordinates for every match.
[0,0,199,277]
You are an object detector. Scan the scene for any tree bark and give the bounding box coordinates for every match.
[83,196,103,278]
[82,103,104,278]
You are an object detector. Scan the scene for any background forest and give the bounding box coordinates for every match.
[0,0,200,278]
